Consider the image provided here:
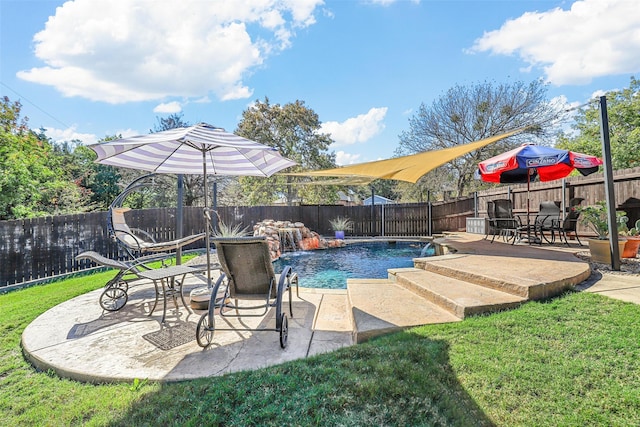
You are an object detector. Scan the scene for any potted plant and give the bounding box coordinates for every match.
[579,201,627,263]
[619,218,640,258]
[329,216,353,240]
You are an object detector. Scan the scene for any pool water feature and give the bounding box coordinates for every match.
[273,241,434,289]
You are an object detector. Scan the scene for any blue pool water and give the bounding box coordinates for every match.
[273,241,434,289]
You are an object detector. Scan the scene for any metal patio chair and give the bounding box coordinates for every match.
[195,236,299,349]
[76,251,162,312]
[106,174,206,261]
[109,207,205,258]
[76,251,203,320]
[533,201,562,244]
[551,197,585,246]
[488,199,521,244]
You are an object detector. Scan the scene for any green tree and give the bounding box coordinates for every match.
[396,80,561,197]
[0,96,89,219]
[235,98,336,205]
[557,76,640,169]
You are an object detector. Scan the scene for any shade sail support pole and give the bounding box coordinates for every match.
[599,95,620,271]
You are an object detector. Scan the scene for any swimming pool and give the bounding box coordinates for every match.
[273,240,433,289]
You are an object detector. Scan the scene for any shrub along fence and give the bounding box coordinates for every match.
[1,166,638,290]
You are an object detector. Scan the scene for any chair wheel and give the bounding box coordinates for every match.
[116,280,129,293]
[100,286,128,311]
[279,313,288,349]
[196,312,214,348]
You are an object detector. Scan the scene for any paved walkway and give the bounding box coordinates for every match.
[20,233,640,383]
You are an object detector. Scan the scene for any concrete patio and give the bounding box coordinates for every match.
[20,232,639,383]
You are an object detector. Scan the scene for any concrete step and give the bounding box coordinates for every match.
[414,254,535,298]
[390,267,526,318]
[347,278,461,343]
[413,253,591,300]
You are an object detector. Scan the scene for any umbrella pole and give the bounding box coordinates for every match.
[203,151,212,287]
[527,171,531,243]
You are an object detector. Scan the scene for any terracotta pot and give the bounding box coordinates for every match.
[622,236,640,258]
[588,238,626,264]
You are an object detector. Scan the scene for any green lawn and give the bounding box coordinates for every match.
[2,269,640,426]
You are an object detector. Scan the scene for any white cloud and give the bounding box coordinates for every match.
[335,151,361,166]
[321,107,388,146]
[17,0,323,103]
[469,0,640,85]
[46,126,145,145]
[45,126,98,145]
[591,88,609,99]
[153,101,183,114]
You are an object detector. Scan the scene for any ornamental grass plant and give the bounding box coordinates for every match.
[329,216,353,232]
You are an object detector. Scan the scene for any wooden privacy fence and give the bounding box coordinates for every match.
[0,200,472,289]
[2,166,638,289]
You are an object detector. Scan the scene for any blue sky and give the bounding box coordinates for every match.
[2,0,639,165]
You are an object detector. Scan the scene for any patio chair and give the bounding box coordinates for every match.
[488,199,521,244]
[77,251,205,321]
[76,251,163,312]
[533,201,562,244]
[484,200,496,240]
[109,207,206,259]
[195,236,299,349]
[551,197,585,246]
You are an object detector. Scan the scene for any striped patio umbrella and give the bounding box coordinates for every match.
[89,122,296,283]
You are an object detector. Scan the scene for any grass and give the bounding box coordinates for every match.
[2,269,640,426]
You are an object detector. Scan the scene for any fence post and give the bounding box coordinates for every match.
[427,190,432,236]
[473,191,478,217]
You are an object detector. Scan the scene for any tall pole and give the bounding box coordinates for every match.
[176,174,184,265]
[427,190,432,236]
[212,179,218,234]
[599,96,621,270]
[370,186,375,236]
[202,151,212,286]
[561,178,567,220]
[473,191,478,217]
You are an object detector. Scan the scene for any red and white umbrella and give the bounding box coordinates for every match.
[478,144,602,242]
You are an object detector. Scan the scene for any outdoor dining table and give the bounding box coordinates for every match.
[137,264,205,323]
[515,213,542,245]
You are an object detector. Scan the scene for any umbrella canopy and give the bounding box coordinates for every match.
[90,122,296,176]
[478,144,603,243]
[89,122,296,284]
[478,144,602,183]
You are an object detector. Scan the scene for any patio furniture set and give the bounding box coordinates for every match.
[485,197,584,246]
[77,198,299,349]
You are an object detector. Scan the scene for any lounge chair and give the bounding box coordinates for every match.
[76,251,162,312]
[76,251,205,321]
[195,236,299,349]
[109,207,206,258]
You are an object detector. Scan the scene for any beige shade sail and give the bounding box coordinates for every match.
[286,128,526,183]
